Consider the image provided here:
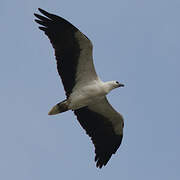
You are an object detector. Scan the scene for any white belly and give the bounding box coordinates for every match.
[68,82,107,110]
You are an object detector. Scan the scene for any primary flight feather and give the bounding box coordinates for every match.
[34,8,124,168]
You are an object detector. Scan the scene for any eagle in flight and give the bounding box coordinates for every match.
[34,8,124,168]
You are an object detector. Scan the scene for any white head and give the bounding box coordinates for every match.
[111,81,124,89]
[105,81,124,93]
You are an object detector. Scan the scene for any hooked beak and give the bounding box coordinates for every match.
[119,83,125,87]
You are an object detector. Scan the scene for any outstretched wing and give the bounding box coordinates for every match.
[74,97,124,168]
[34,8,98,97]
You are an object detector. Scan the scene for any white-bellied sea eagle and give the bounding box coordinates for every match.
[34,8,125,168]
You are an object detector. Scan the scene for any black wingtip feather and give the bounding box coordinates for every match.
[35,19,49,27]
[38,26,47,31]
[37,8,58,21]
[38,8,48,15]
[34,13,49,21]
[34,19,41,24]
[95,153,112,168]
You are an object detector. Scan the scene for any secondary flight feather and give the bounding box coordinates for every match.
[34,8,124,168]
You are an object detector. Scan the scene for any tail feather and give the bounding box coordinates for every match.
[48,99,69,115]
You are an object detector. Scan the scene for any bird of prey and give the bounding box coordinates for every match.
[34,8,124,168]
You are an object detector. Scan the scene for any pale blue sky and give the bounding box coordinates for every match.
[1,0,180,179]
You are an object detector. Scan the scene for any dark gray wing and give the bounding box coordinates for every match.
[74,97,124,168]
[34,8,98,97]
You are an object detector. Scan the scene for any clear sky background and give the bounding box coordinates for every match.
[1,0,180,179]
